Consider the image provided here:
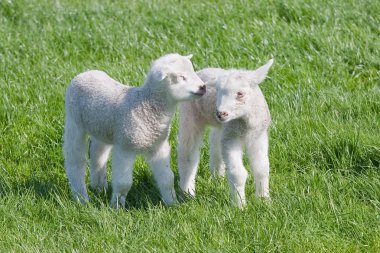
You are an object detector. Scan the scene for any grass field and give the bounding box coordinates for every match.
[1,0,379,251]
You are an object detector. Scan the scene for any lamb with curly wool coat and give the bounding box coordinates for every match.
[178,59,274,208]
[64,53,206,208]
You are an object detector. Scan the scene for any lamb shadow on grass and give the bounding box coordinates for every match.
[0,175,66,201]
[22,178,61,197]
[2,171,169,211]
[90,171,165,210]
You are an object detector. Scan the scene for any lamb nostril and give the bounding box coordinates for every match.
[216,111,228,118]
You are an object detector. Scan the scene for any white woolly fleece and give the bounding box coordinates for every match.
[177,59,274,208]
[63,53,205,207]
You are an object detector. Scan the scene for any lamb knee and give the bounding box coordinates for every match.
[227,167,248,190]
[251,155,270,198]
[154,165,177,205]
[226,166,248,208]
[89,139,112,190]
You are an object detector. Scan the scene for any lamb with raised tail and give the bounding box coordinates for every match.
[178,59,274,208]
[64,53,206,208]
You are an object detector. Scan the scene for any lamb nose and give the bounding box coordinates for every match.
[216,111,228,118]
[199,85,206,91]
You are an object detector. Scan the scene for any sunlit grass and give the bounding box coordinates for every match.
[0,0,379,251]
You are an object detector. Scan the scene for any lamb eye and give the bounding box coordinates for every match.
[236,91,244,98]
[180,75,187,81]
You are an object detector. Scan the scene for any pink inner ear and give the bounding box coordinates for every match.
[251,59,274,85]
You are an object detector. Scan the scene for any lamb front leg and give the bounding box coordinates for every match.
[209,127,226,177]
[247,131,270,199]
[222,136,248,208]
[89,138,112,191]
[148,141,178,205]
[110,147,135,208]
[177,113,205,197]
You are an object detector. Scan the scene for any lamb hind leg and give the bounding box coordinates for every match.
[247,131,270,199]
[89,138,112,191]
[177,111,205,197]
[63,118,89,203]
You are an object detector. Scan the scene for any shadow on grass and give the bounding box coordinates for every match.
[310,130,380,174]
[1,169,172,211]
[108,171,164,210]
[0,174,68,206]
[318,139,379,173]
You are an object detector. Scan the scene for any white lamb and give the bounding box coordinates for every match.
[63,53,206,208]
[178,59,274,208]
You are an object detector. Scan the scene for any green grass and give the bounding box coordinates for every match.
[1,0,379,251]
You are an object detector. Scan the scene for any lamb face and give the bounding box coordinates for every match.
[215,71,253,122]
[215,59,274,122]
[152,54,206,101]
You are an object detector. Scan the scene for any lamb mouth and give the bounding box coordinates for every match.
[216,114,231,123]
[191,91,206,96]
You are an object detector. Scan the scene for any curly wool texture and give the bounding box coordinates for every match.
[177,60,274,208]
[63,53,205,207]
[66,60,180,152]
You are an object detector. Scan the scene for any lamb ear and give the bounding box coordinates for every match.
[250,59,274,85]
[160,72,179,84]
[160,73,167,81]
[157,70,167,81]
[184,54,193,60]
